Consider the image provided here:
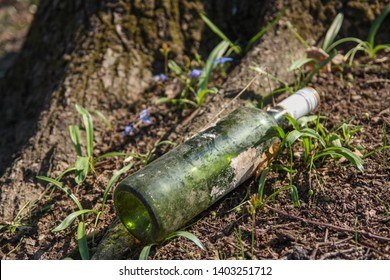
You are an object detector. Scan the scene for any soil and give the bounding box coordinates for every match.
[0,1,389,260]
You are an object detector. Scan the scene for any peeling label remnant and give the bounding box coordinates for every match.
[255,141,280,179]
[230,147,262,186]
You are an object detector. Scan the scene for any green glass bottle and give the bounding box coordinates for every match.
[114,87,319,242]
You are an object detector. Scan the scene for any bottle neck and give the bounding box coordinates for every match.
[266,106,289,126]
[266,87,320,125]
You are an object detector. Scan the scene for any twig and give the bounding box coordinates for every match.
[265,205,390,242]
[205,74,260,127]
[319,248,356,260]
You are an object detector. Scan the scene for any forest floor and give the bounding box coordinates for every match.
[0,1,389,260]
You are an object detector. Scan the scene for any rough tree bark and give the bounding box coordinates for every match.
[0,0,387,259]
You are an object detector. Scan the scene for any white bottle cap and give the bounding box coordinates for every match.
[276,87,320,119]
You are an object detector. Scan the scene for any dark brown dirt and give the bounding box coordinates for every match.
[0,1,389,260]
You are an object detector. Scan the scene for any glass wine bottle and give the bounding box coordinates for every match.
[114,87,320,242]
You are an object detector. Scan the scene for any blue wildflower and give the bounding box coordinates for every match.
[140,109,152,124]
[123,123,136,136]
[189,69,203,78]
[213,57,233,65]
[152,73,169,82]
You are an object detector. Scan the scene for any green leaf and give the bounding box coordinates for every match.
[168,60,184,76]
[323,13,344,52]
[314,147,364,172]
[69,125,82,156]
[52,209,97,232]
[197,40,229,104]
[371,44,390,56]
[102,162,134,210]
[289,57,315,71]
[245,9,285,53]
[291,185,300,207]
[199,13,240,54]
[75,104,94,158]
[296,115,322,127]
[56,166,77,182]
[92,110,112,130]
[367,3,390,47]
[285,114,298,129]
[196,88,219,105]
[166,231,206,250]
[362,145,390,159]
[154,140,176,149]
[139,244,156,260]
[155,97,199,108]
[303,51,337,85]
[75,156,89,184]
[285,130,302,146]
[155,97,173,105]
[36,176,83,210]
[325,37,364,54]
[258,167,270,206]
[95,152,142,163]
[77,222,90,260]
[300,128,327,148]
[328,133,342,148]
[271,125,286,139]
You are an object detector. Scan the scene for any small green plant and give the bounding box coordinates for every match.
[35,175,97,260]
[200,13,241,55]
[139,231,205,260]
[156,40,230,107]
[326,4,390,63]
[200,9,285,55]
[0,201,33,233]
[256,114,364,208]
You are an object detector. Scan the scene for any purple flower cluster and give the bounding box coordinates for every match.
[123,109,152,137]
[213,57,233,65]
[189,69,203,78]
[152,74,169,82]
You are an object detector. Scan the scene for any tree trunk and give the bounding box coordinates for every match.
[0,0,387,259]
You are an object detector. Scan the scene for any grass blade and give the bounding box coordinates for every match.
[92,110,112,130]
[52,209,97,232]
[102,162,134,210]
[289,57,315,71]
[323,13,344,52]
[258,167,270,207]
[166,231,206,250]
[95,152,142,163]
[367,3,390,47]
[314,146,364,172]
[291,185,300,207]
[77,221,90,260]
[75,156,89,184]
[300,128,327,148]
[36,176,83,211]
[245,9,285,53]
[297,115,322,127]
[154,140,176,148]
[69,125,82,156]
[197,40,229,104]
[271,125,286,139]
[75,104,94,158]
[362,145,390,159]
[139,244,155,260]
[303,51,336,86]
[285,130,302,146]
[199,13,240,54]
[325,37,363,53]
[168,60,184,77]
